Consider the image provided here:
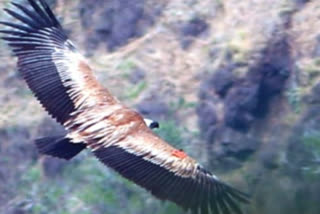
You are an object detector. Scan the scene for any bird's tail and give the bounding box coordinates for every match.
[35,136,86,160]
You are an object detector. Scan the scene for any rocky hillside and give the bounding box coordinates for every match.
[1,0,320,213]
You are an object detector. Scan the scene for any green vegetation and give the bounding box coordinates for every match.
[301,130,320,178]
[3,0,320,214]
[154,119,183,148]
[125,81,147,99]
[304,59,320,81]
[19,163,68,214]
[12,153,184,214]
[226,30,251,65]
[279,1,295,16]
[286,86,303,113]
[116,58,148,99]
[303,131,320,157]
[297,58,320,86]
[116,59,137,73]
[169,97,197,111]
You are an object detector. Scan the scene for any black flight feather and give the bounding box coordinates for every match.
[0,0,76,124]
[35,136,86,160]
[94,146,249,214]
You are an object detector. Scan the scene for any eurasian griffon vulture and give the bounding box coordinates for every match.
[0,1,249,213]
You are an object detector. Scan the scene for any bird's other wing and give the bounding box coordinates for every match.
[93,127,249,214]
[0,0,118,125]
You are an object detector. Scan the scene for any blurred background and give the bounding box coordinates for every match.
[1,0,320,213]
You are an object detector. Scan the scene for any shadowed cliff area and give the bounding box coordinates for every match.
[1,0,320,213]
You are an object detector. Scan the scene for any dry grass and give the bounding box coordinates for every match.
[290,0,320,59]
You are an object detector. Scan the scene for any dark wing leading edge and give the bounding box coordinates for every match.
[1,1,250,213]
[0,0,118,125]
[93,128,250,214]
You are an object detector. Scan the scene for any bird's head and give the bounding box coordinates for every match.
[143,118,159,129]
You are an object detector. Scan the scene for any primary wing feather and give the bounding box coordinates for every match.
[63,104,249,213]
[0,0,117,124]
[93,129,249,214]
[1,1,249,213]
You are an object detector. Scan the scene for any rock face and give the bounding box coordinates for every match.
[210,67,235,97]
[1,0,320,213]
[179,18,209,49]
[79,0,165,52]
[224,40,291,131]
[196,1,320,213]
[197,3,294,160]
[196,101,218,142]
[136,98,170,121]
[198,35,291,159]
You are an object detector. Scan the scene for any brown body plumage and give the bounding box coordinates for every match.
[0,1,249,213]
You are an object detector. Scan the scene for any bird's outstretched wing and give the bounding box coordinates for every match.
[93,126,249,214]
[1,1,250,213]
[0,0,118,125]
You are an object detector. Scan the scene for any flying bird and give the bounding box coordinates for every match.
[0,0,249,213]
